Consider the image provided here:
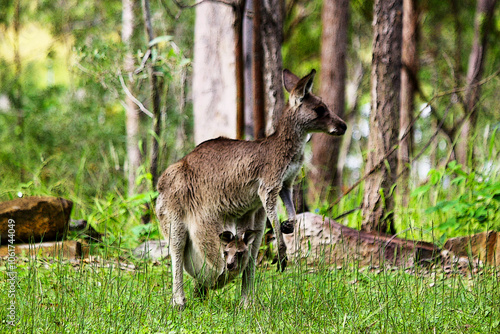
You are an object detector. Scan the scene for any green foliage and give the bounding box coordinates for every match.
[0,0,195,253]
[87,189,159,250]
[413,161,500,237]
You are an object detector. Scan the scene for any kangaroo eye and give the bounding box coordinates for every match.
[314,106,327,117]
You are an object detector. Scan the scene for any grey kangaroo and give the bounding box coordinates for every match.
[156,69,347,309]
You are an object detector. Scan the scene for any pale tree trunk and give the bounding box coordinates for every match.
[455,0,498,166]
[398,0,419,206]
[193,2,237,145]
[361,0,402,235]
[308,0,349,203]
[122,0,142,197]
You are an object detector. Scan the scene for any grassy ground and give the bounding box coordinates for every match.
[2,253,499,333]
[1,146,498,333]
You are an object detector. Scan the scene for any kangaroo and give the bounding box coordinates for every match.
[156,69,346,309]
[191,230,257,299]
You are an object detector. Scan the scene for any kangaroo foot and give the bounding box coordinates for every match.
[271,245,288,272]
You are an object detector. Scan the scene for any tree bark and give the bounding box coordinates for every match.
[122,0,142,197]
[252,0,266,139]
[193,2,238,145]
[243,0,254,138]
[455,0,498,166]
[308,0,349,203]
[261,0,285,136]
[361,0,402,235]
[398,0,419,206]
[142,0,164,188]
[235,0,246,140]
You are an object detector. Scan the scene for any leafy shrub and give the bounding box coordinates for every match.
[413,161,500,237]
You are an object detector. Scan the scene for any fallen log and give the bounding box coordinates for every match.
[283,212,440,267]
[444,231,500,266]
[0,240,89,259]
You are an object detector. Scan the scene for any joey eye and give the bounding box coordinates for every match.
[223,251,228,257]
[314,106,327,117]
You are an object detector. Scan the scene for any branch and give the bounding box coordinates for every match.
[118,70,153,118]
[134,49,152,75]
[159,0,178,20]
[171,0,237,10]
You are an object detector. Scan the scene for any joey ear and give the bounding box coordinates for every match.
[219,231,235,245]
[283,69,300,93]
[243,230,257,245]
[292,69,316,101]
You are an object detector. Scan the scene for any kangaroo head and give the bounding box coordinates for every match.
[283,69,347,136]
[219,230,257,272]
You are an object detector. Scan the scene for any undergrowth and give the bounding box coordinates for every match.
[1,252,499,333]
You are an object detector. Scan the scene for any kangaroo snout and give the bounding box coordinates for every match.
[328,118,347,136]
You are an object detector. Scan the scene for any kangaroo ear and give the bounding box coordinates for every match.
[283,69,300,93]
[293,69,316,100]
[243,230,257,245]
[219,231,235,245]
[287,69,316,106]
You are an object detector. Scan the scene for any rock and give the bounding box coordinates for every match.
[444,231,500,266]
[0,196,73,244]
[282,212,440,267]
[0,240,89,259]
[133,240,169,260]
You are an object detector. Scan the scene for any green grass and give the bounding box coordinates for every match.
[2,253,499,333]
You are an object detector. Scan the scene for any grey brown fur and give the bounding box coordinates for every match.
[156,69,346,309]
[193,230,257,299]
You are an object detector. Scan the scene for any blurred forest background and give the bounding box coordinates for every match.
[0,0,499,250]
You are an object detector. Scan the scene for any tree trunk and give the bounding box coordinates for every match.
[252,0,265,140]
[243,0,254,138]
[122,0,142,197]
[261,0,285,136]
[455,0,498,166]
[142,0,164,188]
[308,0,349,203]
[398,0,419,206]
[235,0,246,140]
[193,2,237,145]
[361,0,402,235]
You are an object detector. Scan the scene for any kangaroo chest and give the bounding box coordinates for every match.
[282,152,304,183]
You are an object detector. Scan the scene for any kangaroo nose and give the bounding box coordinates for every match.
[227,262,236,271]
[338,121,347,135]
[329,121,347,136]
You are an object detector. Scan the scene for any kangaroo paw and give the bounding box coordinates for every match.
[280,220,295,234]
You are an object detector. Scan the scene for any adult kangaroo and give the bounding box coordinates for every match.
[156,69,347,309]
